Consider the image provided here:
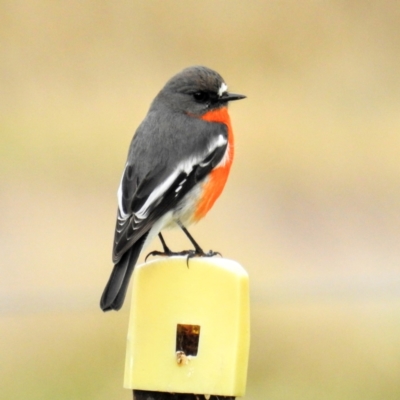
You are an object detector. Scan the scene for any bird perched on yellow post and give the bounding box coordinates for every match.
[100,66,246,311]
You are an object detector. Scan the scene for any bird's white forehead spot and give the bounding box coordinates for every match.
[218,82,228,96]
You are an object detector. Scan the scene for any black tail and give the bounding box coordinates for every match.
[100,233,148,312]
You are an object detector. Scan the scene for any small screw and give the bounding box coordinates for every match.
[176,350,190,365]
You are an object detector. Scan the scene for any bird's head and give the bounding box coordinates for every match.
[154,66,246,117]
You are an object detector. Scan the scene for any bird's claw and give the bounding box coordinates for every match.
[184,249,222,267]
[145,250,168,262]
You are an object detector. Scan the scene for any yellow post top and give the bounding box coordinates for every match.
[124,257,250,397]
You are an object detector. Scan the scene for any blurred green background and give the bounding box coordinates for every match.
[1,1,400,399]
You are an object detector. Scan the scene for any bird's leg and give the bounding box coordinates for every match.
[177,221,222,262]
[158,232,171,253]
[178,224,204,254]
[145,233,195,261]
[145,224,222,265]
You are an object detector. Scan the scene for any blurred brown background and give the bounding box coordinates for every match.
[1,1,400,399]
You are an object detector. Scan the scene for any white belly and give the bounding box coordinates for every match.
[142,179,206,250]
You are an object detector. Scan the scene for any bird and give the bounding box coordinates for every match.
[100,66,246,311]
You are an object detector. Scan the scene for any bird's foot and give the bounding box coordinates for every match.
[145,249,222,266]
[145,249,194,262]
[190,249,222,258]
[184,249,222,267]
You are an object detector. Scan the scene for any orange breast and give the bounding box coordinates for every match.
[193,107,234,221]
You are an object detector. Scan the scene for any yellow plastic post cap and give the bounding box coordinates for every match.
[124,257,250,397]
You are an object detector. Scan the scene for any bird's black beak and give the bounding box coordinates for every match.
[220,92,246,102]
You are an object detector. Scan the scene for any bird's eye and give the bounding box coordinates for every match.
[193,91,210,103]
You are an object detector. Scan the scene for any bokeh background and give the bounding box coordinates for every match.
[1,1,400,399]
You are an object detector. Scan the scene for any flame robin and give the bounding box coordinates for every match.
[101,66,245,311]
